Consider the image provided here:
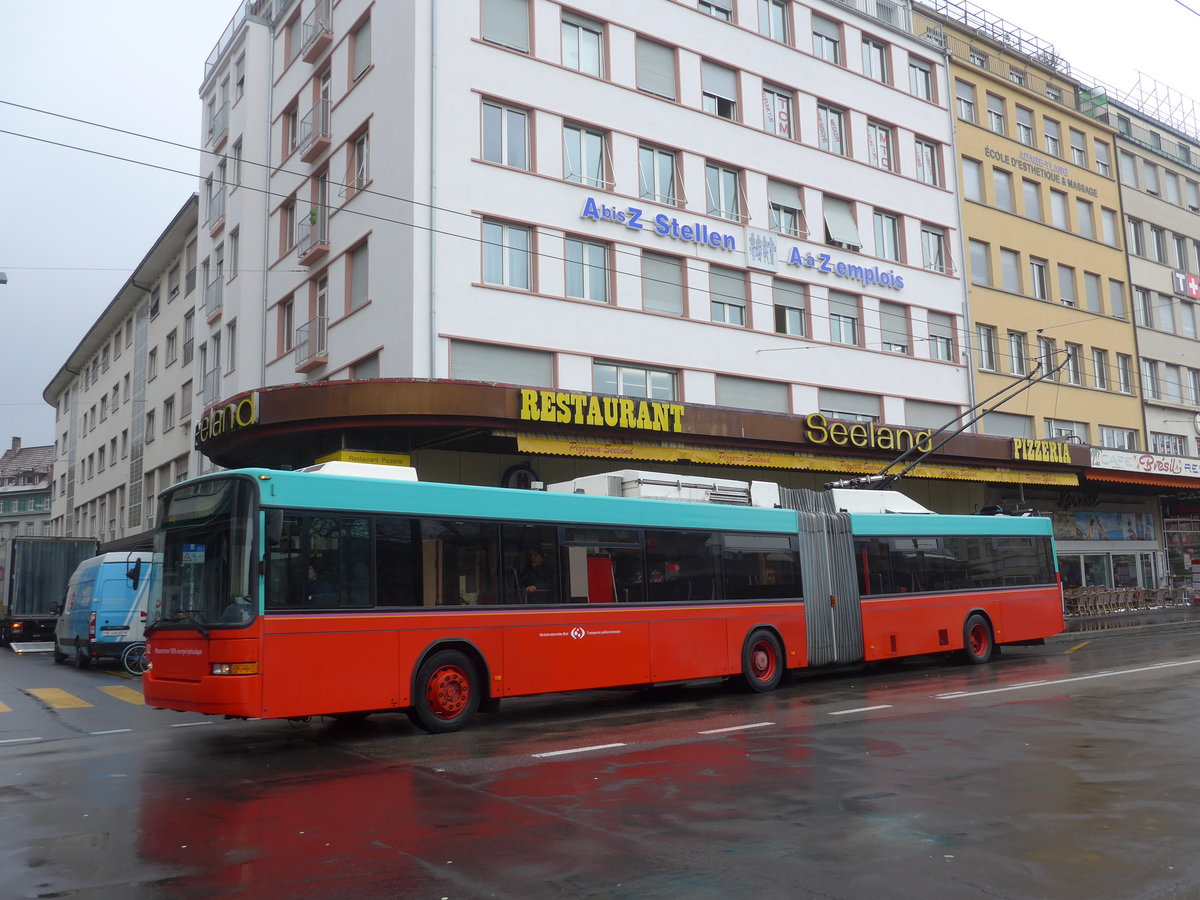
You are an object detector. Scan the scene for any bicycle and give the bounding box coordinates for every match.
[121,641,148,676]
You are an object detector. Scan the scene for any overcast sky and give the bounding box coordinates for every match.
[1,0,1197,448]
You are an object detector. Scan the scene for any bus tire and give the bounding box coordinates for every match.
[962,614,994,665]
[408,649,481,734]
[741,629,784,693]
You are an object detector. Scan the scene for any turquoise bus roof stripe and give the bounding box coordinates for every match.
[235,469,802,533]
[850,512,1053,538]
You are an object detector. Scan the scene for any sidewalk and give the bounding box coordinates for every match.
[1059,601,1200,637]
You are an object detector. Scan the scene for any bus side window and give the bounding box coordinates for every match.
[267,514,305,608]
[500,523,559,604]
[376,516,421,607]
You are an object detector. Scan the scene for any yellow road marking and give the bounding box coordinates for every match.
[27,688,93,709]
[0,700,11,713]
[97,685,144,706]
[1065,641,1090,653]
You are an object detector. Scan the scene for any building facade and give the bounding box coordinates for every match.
[0,438,53,540]
[43,197,200,549]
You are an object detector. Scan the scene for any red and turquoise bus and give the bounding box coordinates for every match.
[143,464,1063,732]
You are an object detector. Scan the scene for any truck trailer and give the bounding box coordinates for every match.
[0,537,99,646]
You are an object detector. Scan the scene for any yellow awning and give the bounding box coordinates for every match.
[510,434,1078,486]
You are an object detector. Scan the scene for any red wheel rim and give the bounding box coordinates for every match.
[968,624,987,656]
[750,640,778,682]
[425,664,470,719]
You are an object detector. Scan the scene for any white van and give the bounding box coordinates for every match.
[53,552,156,668]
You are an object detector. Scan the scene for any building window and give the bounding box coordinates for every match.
[1068,129,1087,167]
[1022,179,1041,221]
[915,139,939,186]
[148,348,158,381]
[1144,160,1161,195]
[1126,217,1145,255]
[1101,208,1118,247]
[759,0,788,41]
[829,292,859,345]
[762,85,792,137]
[955,80,976,123]
[909,59,932,100]
[921,224,946,273]
[1058,265,1076,306]
[351,16,371,78]
[350,130,371,191]
[701,61,738,120]
[1008,331,1027,375]
[819,388,878,423]
[768,181,804,237]
[862,38,887,82]
[1092,349,1110,390]
[642,252,684,316]
[1166,172,1182,206]
[969,48,988,68]
[1037,336,1057,380]
[349,241,369,311]
[482,0,529,52]
[282,298,295,353]
[1155,293,1176,333]
[166,329,178,366]
[482,221,531,290]
[719,376,789,413]
[1045,419,1086,443]
[705,162,741,221]
[968,239,990,286]
[928,312,955,361]
[163,396,176,432]
[1009,68,1025,87]
[1000,248,1021,293]
[565,238,608,302]
[773,279,806,336]
[1141,359,1160,399]
[812,16,840,63]
[1049,190,1068,229]
[1134,288,1152,327]
[1150,226,1167,263]
[1094,139,1111,176]
[1098,427,1135,450]
[822,196,862,250]
[145,410,156,443]
[699,1,733,20]
[986,94,1005,134]
[709,266,746,326]
[866,121,894,170]
[962,158,982,202]
[1043,118,1061,157]
[816,104,846,155]
[1016,106,1033,145]
[1085,272,1103,313]
[1064,344,1082,385]
[878,302,908,353]
[562,12,603,76]
[1150,432,1187,456]
[638,144,677,205]
[636,37,676,100]
[563,123,606,187]
[977,324,997,371]
[873,211,900,261]
[1117,354,1133,393]
[1109,280,1126,319]
[482,101,528,169]
[1075,199,1094,240]
[992,169,1014,212]
[594,363,676,400]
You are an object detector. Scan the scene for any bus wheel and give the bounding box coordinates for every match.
[408,650,481,733]
[741,629,784,693]
[962,614,994,665]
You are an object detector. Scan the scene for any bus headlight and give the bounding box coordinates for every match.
[211,662,259,676]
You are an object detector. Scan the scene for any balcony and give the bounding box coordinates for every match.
[207,100,229,150]
[207,187,226,236]
[204,275,223,322]
[294,316,328,372]
[301,0,333,63]
[201,367,221,407]
[298,98,331,162]
[297,212,330,265]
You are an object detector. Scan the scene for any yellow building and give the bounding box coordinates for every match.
[914,2,1142,448]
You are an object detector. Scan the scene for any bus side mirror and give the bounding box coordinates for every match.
[265,509,283,545]
[127,559,143,589]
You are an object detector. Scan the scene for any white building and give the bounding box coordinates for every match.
[43,196,200,546]
[187,0,998,504]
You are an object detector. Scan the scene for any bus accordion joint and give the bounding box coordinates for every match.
[211,662,260,676]
[829,594,837,608]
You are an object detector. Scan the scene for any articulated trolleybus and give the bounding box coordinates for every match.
[143,464,1064,732]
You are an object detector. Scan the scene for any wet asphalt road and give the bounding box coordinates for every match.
[3,623,1200,899]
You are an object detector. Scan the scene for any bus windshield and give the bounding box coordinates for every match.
[149,476,258,630]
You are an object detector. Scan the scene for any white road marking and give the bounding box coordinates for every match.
[937,658,1200,700]
[170,721,215,728]
[698,722,776,734]
[531,742,627,758]
[0,737,42,744]
[829,705,893,716]
[90,729,132,736]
